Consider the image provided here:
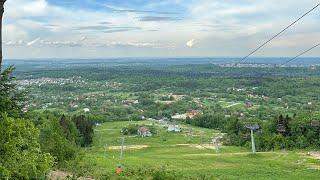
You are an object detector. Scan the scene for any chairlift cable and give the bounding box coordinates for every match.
[280,42,320,66]
[237,3,320,64]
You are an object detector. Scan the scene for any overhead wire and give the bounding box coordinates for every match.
[237,3,320,64]
[280,42,320,66]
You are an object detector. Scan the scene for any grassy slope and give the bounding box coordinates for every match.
[73,121,320,179]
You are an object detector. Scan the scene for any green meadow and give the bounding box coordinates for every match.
[69,121,320,179]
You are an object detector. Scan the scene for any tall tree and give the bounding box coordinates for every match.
[0,66,27,118]
[0,0,5,70]
[72,115,94,147]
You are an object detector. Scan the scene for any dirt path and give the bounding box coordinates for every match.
[108,145,149,150]
[183,151,289,157]
[309,151,320,160]
[225,102,242,108]
[176,144,216,150]
[48,170,94,180]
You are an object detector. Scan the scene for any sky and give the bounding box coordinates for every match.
[3,0,320,59]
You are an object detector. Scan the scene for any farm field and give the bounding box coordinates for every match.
[70,121,320,179]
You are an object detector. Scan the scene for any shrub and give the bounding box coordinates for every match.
[0,114,53,179]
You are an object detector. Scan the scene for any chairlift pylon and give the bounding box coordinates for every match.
[244,123,260,154]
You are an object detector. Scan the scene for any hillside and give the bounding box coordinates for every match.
[66,121,320,179]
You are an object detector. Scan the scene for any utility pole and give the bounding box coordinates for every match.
[116,137,125,175]
[200,131,204,145]
[0,0,5,71]
[188,127,192,143]
[250,129,256,154]
[213,133,222,153]
[99,133,102,147]
[245,124,259,154]
[104,144,108,158]
[119,137,125,166]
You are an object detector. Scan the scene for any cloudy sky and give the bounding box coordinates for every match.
[3,0,320,59]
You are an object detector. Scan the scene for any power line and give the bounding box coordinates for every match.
[238,3,320,64]
[280,42,320,66]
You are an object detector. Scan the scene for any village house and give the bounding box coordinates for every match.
[186,110,203,119]
[156,119,168,127]
[245,102,253,108]
[167,125,181,133]
[137,127,152,137]
[171,110,203,120]
[172,113,187,120]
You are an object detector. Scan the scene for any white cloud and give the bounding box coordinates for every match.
[25,37,89,47]
[3,24,28,41]
[4,40,25,46]
[186,39,195,48]
[27,38,40,46]
[104,41,175,49]
[79,36,87,42]
[13,35,174,49]
[5,0,51,18]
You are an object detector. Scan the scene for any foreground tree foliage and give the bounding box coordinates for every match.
[0,114,53,179]
[39,116,78,164]
[0,67,96,178]
[0,67,53,179]
[0,66,26,117]
[35,112,95,164]
[60,115,80,143]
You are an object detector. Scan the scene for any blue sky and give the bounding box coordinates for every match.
[3,0,320,59]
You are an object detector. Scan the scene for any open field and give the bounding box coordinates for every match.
[69,121,320,179]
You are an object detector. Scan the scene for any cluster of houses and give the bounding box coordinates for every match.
[137,127,152,137]
[17,77,84,86]
[171,110,203,120]
[105,81,122,88]
[134,109,203,137]
[220,63,276,68]
[136,124,182,137]
[122,99,139,106]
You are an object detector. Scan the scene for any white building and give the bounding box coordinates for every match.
[167,125,181,132]
[172,114,187,120]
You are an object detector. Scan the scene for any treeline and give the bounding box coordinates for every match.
[33,112,94,163]
[186,112,320,150]
[240,114,320,151]
[15,64,320,81]
[0,67,94,179]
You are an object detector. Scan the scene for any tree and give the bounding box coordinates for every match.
[72,115,94,147]
[0,66,27,118]
[39,117,77,164]
[59,114,80,144]
[0,0,6,70]
[0,114,53,179]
